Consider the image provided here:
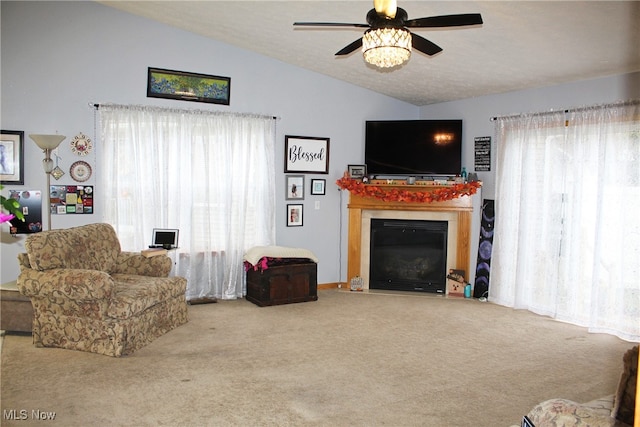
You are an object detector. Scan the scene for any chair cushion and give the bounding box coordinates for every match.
[108,274,186,319]
[25,223,121,273]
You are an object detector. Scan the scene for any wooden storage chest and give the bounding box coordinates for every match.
[246,262,317,307]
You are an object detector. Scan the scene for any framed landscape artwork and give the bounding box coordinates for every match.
[147,67,230,105]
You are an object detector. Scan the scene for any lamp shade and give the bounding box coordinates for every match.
[29,134,65,150]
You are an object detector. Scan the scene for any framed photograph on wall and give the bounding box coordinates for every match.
[287,204,303,227]
[310,179,326,195]
[348,164,367,179]
[147,67,231,105]
[284,135,330,174]
[1,130,25,185]
[286,175,304,200]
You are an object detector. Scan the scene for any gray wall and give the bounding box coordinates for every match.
[2,1,638,288]
[0,1,416,284]
[420,71,640,197]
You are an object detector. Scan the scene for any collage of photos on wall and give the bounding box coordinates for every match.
[284,176,327,228]
[284,135,329,228]
[50,185,94,215]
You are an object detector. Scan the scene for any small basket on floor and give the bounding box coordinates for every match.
[350,276,364,292]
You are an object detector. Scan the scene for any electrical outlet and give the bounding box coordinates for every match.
[315,201,320,210]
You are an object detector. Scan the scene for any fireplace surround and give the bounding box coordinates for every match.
[346,182,475,293]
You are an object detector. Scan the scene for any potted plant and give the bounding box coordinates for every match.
[1,185,24,224]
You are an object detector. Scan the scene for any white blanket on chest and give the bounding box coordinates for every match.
[243,245,318,266]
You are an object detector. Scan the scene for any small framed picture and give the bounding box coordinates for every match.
[348,164,367,179]
[285,175,304,200]
[310,179,326,195]
[287,204,303,227]
[1,130,25,185]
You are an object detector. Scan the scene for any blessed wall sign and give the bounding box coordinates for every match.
[284,135,330,174]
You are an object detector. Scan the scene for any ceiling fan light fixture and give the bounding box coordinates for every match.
[362,27,411,68]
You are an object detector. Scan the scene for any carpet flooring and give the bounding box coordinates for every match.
[0,289,633,426]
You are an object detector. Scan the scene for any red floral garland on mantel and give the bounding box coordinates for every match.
[336,173,481,203]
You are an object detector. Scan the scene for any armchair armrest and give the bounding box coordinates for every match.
[18,268,115,302]
[114,252,172,277]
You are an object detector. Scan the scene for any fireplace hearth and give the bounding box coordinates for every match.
[369,219,448,293]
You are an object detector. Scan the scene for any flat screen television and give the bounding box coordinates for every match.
[365,119,463,176]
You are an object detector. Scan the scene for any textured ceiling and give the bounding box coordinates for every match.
[99,1,640,106]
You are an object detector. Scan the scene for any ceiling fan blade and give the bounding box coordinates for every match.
[411,33,443,56]
[294,22,370,28]
[405,13,483,28]
[374,0,397,18]
[336,38,363,56]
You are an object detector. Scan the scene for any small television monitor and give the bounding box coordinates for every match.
[365,119,463,176]
[151,228,179,249]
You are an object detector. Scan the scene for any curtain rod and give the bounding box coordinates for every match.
[89,102,279,120]
[490,99,639,122]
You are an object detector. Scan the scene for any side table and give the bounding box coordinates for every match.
[0,281,33,333]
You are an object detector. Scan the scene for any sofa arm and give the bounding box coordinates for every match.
[114,252,172,277]
[18,268,115,302]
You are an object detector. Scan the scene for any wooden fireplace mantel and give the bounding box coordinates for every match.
[346,183,476,286]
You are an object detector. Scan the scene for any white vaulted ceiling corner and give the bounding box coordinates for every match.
[97,1,640,106]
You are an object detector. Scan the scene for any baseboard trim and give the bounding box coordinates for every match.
[318,282,342,290]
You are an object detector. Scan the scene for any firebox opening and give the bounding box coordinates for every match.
[369,219,448,293]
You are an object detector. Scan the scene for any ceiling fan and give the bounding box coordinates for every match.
[293,0,483,68]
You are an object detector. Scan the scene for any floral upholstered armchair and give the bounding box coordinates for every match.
[514,346,637,427]
[17,223,188,357]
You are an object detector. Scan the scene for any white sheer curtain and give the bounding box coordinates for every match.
[99,104,276,300]
[491,101,640,342]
